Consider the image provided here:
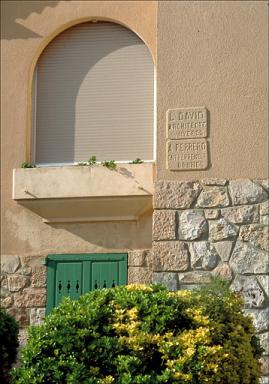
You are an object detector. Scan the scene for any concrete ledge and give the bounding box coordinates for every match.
[12,164,155,222]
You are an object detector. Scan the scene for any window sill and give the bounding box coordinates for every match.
[12,164,155,223]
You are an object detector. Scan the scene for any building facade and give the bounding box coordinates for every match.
[1,0,268,380]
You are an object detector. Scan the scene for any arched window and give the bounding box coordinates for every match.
[32,22,155,165]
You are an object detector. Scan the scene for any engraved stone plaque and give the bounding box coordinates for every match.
[167,139,208,170]
[167,107,207,139]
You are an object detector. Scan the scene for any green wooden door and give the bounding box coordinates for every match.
[46,253,127,313]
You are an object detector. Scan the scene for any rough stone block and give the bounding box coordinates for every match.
[229,180,268,205]
[7,308,30,327]
[239,224,269,252]
[178,210,208,240]
[212,263,233,281]
[258,332,269,355]
[1,277,8,290]
[260,356,269,376]
[196,187,230,208]
[204,209,220,219]
[18,329,28,348]
[261,215,269,225]
[19,266,32,276]
[1,296,13,308]
[178,271,211,284]
[153,241,189,271]
[189,242,219,270]
[244,308,269,333]
[21,255,46,268]
[209,218,238,241]
[214,241,234,262]
[179,284,199,291]
[32,266,47,288]
[8,275,30,292]
[128,267,152,284]
[257,276,269,297]
[14,289,46,308]
[153,210,176,240]
[260,201,269,216]
[128,250,150,267]
[201,178,227,186]
[154,181,201,209]
[221,205,259,224]
[230,241,269,274]
[255,179,269,192]
[30,308,46,326]
[231,275,266,308]
[152,272,178,291]
[1,286,10,298]
[1,255,21,274]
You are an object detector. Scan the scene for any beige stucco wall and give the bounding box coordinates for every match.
[157,0,268,180]
[1,0,268,257]
[1,0,157,256]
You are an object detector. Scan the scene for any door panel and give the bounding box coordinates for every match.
[91,261,119,290]
[55,262,82,306]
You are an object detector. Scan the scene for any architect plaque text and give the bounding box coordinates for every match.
[167,139,208,170]
[167,107,207,139]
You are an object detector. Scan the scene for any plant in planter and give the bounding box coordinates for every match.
[21,162,36,168]
[88,155,97,165]
[12,280,262,384]
[129,158,144,164]
[77,155,97,166]
[102,160,117,170]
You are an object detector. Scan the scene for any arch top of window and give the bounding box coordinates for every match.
[31,20,156,167]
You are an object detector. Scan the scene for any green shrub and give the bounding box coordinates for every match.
[13,281,262,384]
[0,308,19,383]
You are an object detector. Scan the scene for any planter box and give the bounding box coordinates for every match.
[13,164,155,223]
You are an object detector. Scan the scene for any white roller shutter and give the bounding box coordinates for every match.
[34,22,154,164]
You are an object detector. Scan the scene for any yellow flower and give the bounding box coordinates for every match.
[100,375,114,384]
[174,290,192,298]
[126,284,153,292]
[126,307,139,320]
[173,371,192,381]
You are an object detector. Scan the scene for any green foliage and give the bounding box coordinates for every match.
[21,162,36,168]
[77,155,97,166]
[0,308,19,384]
[129,158,144,164]
[12,282,262,384]
[88,155,97,165]
[76,156,117,169]
[102,160,117,170]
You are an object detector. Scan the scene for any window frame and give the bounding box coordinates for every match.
[31,23,156,167]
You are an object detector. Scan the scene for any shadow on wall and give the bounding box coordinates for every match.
[1,0,61,39]
[48,210,153,251]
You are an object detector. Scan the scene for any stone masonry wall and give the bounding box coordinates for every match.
[1,255,47,345]
[152,179,269,381]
